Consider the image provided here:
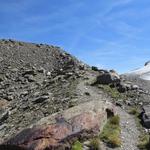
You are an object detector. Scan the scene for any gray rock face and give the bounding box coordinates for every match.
[93,70,120,85]
[117,83,139,93]
[140,105,150,129]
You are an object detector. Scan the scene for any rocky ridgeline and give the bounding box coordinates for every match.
[0,39,87,142]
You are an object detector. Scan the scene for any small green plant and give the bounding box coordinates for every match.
[90,138,101,150]
[101,85,123,100]
[100,115,121,148]
[72,140,83,150]
[138,134,150,149]
[128,107,139,115]
[109,115,120,125]
[89,78,98,86]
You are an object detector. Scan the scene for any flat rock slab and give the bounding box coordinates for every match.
[0,101,116,150]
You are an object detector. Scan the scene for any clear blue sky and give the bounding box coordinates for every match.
[0,0,150,73]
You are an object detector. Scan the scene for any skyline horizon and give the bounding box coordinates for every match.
[0,37,148,74]
[1,0,150,73]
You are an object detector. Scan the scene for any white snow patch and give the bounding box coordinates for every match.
[127,62,150,80]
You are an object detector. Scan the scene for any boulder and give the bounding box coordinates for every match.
[117,82,132,93]
[117,84,127,93]
[22,70,36,76]
[131,85,139,90]
[140,106,150,129]
[32,95,49,104]
[0,101,116,150]
[0,109,9,124]
[94,71,120,85]
[91,66,99,71]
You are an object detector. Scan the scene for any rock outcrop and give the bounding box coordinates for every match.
[140,105,150,129]
[93,69,120,85]
[0,101,116,150]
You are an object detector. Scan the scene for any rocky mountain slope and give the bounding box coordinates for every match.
[0,39,88,141]
[0,39,150,150]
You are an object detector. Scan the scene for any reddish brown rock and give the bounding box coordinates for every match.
[0,99,9,108]
[3,124,72,150]
[0,101,116,150]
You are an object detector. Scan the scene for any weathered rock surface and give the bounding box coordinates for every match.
[0,101,116,150]
[93,70,120,85]
[140,105,150,129]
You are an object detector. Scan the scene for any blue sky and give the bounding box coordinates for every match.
[0,0,150,73]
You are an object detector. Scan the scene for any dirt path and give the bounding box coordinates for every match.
[78,72,140,150]
[115,107,140,150]
[105,107,140,150]
[76,71,110,104]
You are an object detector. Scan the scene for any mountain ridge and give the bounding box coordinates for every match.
[0,39,150,150]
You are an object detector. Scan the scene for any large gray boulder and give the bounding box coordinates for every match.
[94,70,120,85]
[140,105,150,129]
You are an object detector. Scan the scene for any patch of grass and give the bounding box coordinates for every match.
[109,115,120,125]
[99,85,124,100]
[138,134,150,149]
[90,138,101,150]
[89,78,98,86]
[72,140,83,150]
[100,115,121,148]
[128,107,139,115]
